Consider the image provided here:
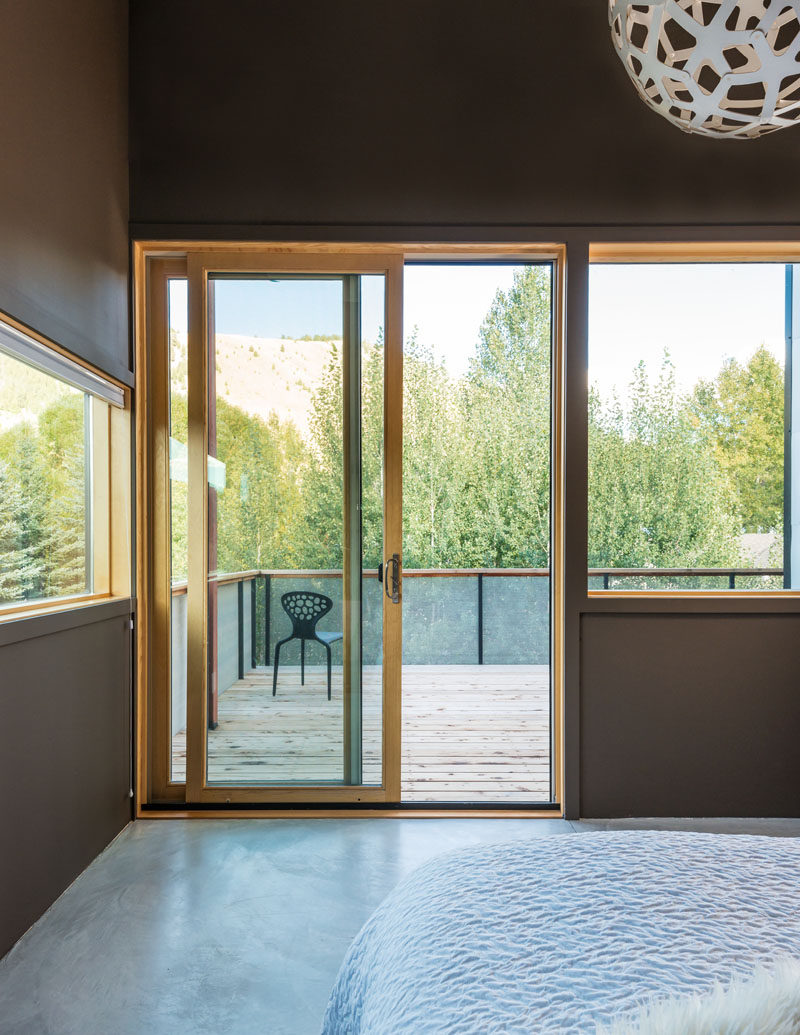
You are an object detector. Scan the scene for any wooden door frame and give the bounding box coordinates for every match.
[187,251,402,803]
[134,241,565,814]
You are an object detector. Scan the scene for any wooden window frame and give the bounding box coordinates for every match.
[587,241,800,601]
[0,311,132,624]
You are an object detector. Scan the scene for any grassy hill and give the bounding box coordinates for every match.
[214,334,338,439]
[169,333,339,441]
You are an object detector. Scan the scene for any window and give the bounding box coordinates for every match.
[588,258,794,592]
[0,316,128,612]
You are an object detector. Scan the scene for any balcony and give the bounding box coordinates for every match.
[170,564,781,802]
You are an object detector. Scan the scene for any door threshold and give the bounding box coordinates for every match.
[138,801,563,819]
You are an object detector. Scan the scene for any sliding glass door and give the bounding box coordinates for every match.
[142,244,562,808]
[181,254,402,803]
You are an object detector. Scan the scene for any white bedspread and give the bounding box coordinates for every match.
[321,831,800,1034]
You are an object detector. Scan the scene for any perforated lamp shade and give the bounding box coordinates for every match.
[609,0,800,138]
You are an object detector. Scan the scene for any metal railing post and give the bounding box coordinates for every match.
[729,571,736,589]
[264,573,271,668]
[603,573,610,590]
[477,573,484,665]
[237,579,245,680]
[250,577,257,668]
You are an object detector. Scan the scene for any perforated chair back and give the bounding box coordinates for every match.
[280,590,333,639]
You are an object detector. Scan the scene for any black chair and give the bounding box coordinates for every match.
[272,591,342,701]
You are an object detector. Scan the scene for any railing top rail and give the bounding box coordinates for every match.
[589,567,782,577]
[403,567,550,578]
[170,565,783,595]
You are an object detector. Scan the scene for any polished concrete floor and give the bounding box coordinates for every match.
[2,817,800,1035]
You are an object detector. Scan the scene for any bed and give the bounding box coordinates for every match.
[321,831,800,1033]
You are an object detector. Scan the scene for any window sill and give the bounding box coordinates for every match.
[0,592,114,623]
[581,590,800,616]
[587,589,800,599]
[0,596,133,647]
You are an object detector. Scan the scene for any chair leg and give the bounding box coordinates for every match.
[272,636,291,696]
[325,643,332,701]
[301,638,305,685]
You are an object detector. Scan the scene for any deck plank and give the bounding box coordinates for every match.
[171,664,551,802]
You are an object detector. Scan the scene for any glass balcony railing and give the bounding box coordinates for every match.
[171,564,783,696]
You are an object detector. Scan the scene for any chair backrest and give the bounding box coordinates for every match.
[280,590,333,638]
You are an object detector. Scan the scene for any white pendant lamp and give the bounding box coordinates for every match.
[609,0,800,138]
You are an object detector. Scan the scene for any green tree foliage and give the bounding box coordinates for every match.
[169,390,189,581]
[0,273,787,611]
[690,345,784,534]
[213,398,307,573]
[460,266,551,567]
[588,357,742,570]
[400,267,553,569]
[0,390,88,604]
[301,345,345,569]
[201,268,785,578]
[39,395,89,595]
[0,460,36,600]
[402,333,465,567]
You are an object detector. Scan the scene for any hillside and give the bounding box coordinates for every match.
[169,333,340,441]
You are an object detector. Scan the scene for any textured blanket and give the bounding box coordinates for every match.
[321,831,800,1034]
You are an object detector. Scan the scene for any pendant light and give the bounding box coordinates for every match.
[609,0,800,138]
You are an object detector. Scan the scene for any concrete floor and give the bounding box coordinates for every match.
[2,818,800,1035]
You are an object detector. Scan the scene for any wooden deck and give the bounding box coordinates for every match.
[171,665,551,803]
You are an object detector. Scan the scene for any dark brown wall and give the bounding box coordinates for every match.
[0,605,133,958]
[0,0,130,383]
[581,614,800,817]
[130,0,800,232]
[0,1,131,958]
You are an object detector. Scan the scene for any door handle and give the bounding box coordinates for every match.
[383,553,400,604]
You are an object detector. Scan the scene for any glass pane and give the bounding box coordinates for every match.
[204,274,384,786]
[168,278,189,781]
[588,263,786,591]
[0,348,91,607]
[360,275,385,785]
[401,264,553,803]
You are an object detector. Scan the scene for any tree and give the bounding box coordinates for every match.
[39,394,88,596]
[0,389,92,602]
[0,461,36,603]
[588,355,742,572]
[458,266,552,567]
[690,345,784,535]
[401,332,465,568]
[215,398,308,572]
[13,433,52,598]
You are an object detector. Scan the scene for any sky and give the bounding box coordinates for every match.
[589,263,786,398]
[403,264,519,375]
[168,267,520,378]
[169,262,788,399]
